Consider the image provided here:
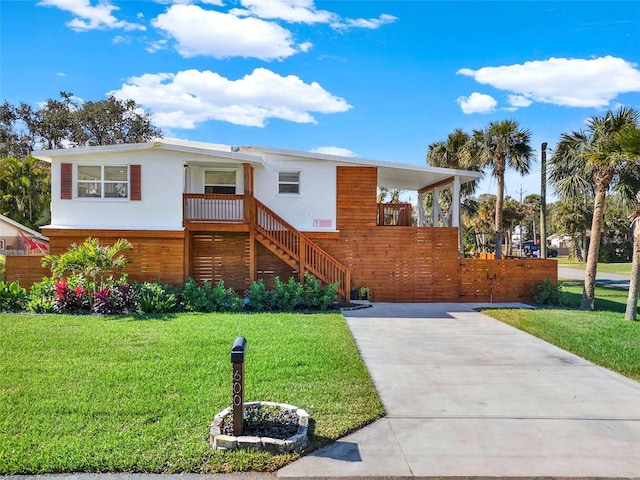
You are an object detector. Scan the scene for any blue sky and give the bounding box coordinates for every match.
[2,0,640,201]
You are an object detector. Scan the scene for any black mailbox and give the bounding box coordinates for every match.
[230,336,247,363]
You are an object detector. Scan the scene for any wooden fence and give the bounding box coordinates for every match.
[5,244,557,305]
[5,255,48,287]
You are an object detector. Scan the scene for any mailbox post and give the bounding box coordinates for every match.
[230,336,247,436]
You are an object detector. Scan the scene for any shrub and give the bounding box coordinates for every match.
[26,277,56,313]
[531,279,567,306]
[181,278,213,312]
[246,279,276,311]
[273,277,304,312]
[357,286,373,301]
[302,273,338,310]
[92,283,136,315]
[133,281,179,314]
[53,277,90,314]
[0,255,5,282]
[0,281,28,312]
[181,279,243,312]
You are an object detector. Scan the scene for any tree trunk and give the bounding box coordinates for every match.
[580,184,607,310]
[625,224,640,321]
[494,172,504,259]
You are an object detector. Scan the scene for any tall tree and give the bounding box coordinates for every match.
[71,96,162,146]
[468,120,534,259]
[427,128,483,195]
[618,125,640,321]
[550,107,640,310]
[551,198,591,261]
[626,201,640,321]
[18,91,76,150]
[427,128,484,254]
[1,102,32,159]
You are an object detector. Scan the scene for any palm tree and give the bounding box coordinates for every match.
[467,120,534,259]
[552,198,591,261]
[618,125,640,320]
[626,202,640,321]
[550,107,640,310]
[427,128,484,255]
[427,128,482,194]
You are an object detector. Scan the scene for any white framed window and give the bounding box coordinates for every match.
[77,165,129,199]
[278,171,300,194]
[204,170,236,194]
[0,239,5,251]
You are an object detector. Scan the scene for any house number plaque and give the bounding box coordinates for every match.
[230,336,247,436]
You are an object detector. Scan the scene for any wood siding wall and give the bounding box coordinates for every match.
[256,242,297,289]
[5,255,48,287]
[459,258,558,303]
[336,166,377,229]
[41,229,185,286]
[307,227,461,302]
[190,232,250,291]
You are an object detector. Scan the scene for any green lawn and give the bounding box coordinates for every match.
[0,312,384,474]
[557,257,632,275]
[485,282,640,382]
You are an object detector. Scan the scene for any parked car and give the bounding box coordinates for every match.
[522,243,558,258]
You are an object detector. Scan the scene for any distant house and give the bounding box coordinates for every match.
[0,214,49,255]
[18,138,555,302]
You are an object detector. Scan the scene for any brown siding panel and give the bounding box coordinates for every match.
[130,164,141,201]
[190,232,251,291]
[256,243,297,289]
[5,256,49,287]
[336,166,378,229]
[42,229,185,286]
[61,163,72,199]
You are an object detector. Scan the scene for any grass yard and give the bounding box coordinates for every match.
[0,312,384,474]
[485,281,640,382]
[557,257,632,275]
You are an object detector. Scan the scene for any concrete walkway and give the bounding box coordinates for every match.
[279,302,640,479]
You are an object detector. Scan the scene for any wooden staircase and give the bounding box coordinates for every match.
[252,198,351,302]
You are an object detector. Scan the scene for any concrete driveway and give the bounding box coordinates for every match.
[279,303,640,479]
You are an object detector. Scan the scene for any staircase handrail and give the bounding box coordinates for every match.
[253,198,350,300]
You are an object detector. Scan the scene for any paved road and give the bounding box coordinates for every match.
[279,302,640,479]
[558,265,631,289]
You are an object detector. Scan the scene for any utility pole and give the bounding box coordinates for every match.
[540,142,548,259]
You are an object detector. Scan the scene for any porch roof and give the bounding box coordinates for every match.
[239,145,482,191]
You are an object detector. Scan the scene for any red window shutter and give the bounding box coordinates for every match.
[61,163,72,199]
[130,164,141,201]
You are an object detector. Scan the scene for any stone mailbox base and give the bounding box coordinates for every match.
[210,401,310,453]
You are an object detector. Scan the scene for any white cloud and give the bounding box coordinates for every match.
[457,56,640,108]
[231,0,396,30]
[310,146,355,157]
[56,72,66,77]
[153,0,225,4]
[456,92,497,114]
[336,14,398,30]
[146,39,168,53]
[109,67,352,128]
[152,4,306,60]
[112,35,127,44]
[230,0,336,24]
[508,94,533,108]
[37,0,145,31]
